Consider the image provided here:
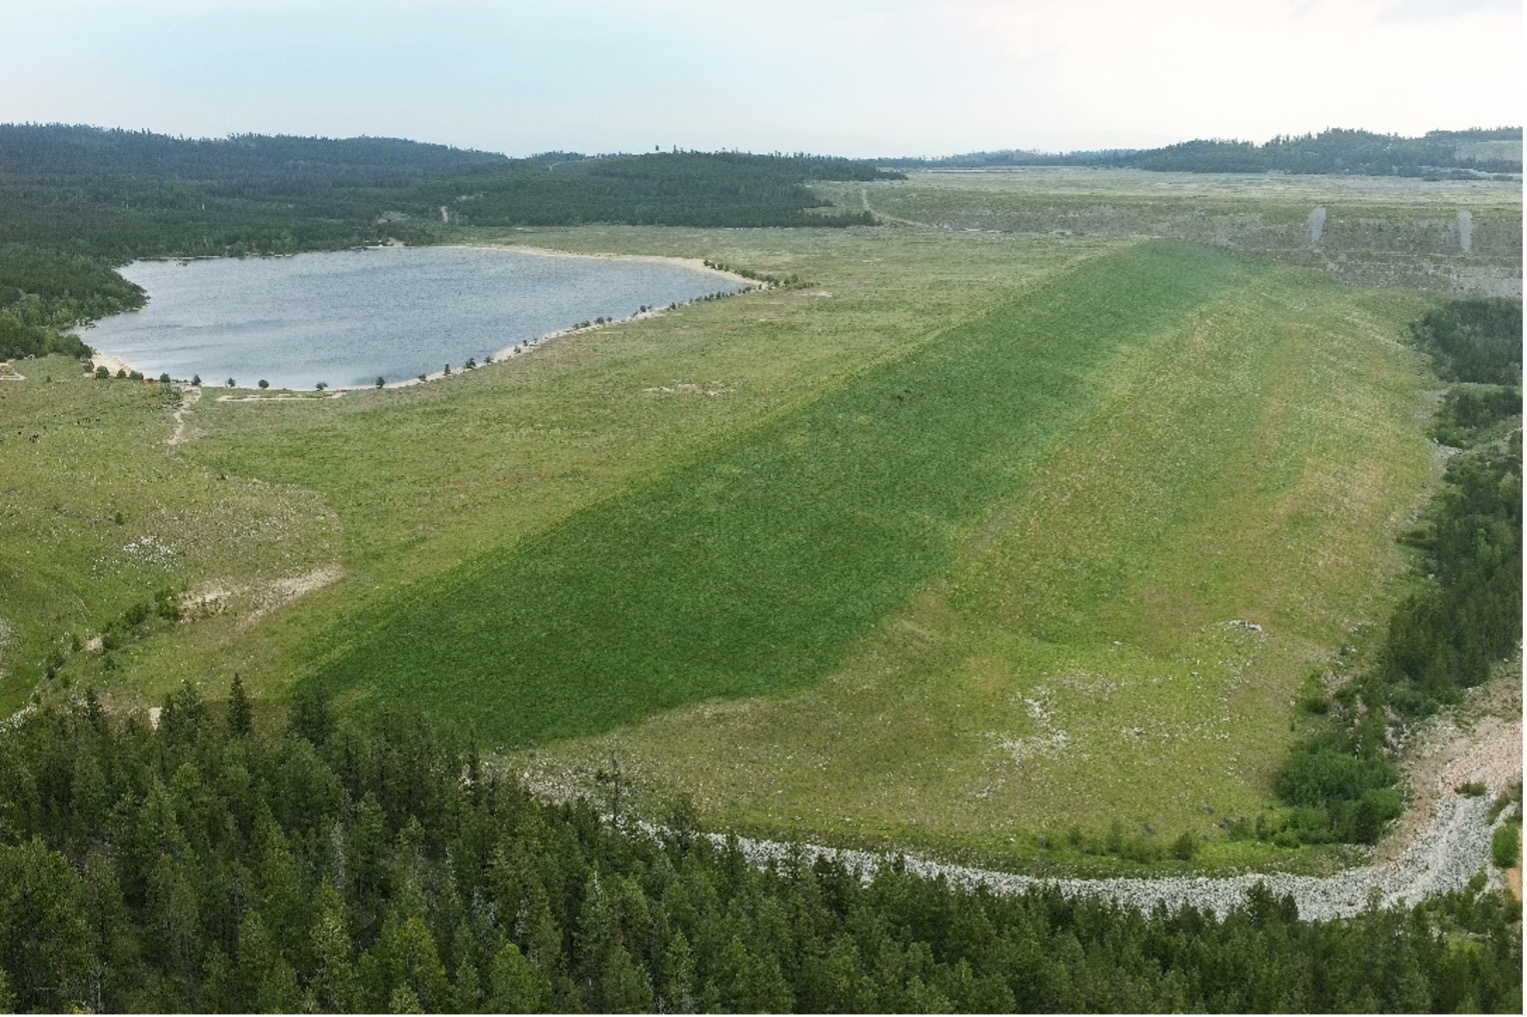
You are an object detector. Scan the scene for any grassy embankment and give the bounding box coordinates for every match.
[0,375,340,714]
[4,216,1439,869]
[500,242,1435,868]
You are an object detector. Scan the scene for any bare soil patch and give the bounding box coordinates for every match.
[180,564,344,631]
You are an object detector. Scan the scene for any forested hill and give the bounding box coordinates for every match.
[888,126,1523,176]
[417,150,889,229]
[0,124,885,262]
[0,124,511,182]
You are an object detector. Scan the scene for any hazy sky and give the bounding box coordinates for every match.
[2,0,1520,157]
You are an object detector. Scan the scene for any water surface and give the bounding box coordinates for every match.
[87,246,742,389]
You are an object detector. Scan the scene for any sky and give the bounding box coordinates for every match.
[1,0,1520,158]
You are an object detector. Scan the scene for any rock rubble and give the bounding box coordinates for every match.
[708,786,1510,920]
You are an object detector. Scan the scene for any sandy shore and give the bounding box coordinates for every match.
[89,352,137,377]
[446,241,756,286]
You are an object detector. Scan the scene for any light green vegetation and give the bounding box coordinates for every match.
[1453,139,1523,164]
[0,376,339,713]
[3,168,1503,869]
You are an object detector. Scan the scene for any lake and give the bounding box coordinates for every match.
[85,246,745,389]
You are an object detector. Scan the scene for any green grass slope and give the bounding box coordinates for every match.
[307,241,1263,742]
[527,265,1432,862]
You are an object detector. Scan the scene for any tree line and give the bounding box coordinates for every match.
[0,683,1518,1013]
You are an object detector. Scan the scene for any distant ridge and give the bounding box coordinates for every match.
[883,127,1523,177]
[0,123,510,181]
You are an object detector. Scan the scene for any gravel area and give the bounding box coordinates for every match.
[701,719,1521,921]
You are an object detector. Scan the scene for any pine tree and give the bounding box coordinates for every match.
[307,881,358,1012]
[656,929,697,1013]
[487,940,547,1012]
[68,749,110,854]
[226,675,253,737]
[0,957,15,1013]
[0,839,96,1011]
[598,941,654,1014]
[233,910,301,1014]
[144,853,200,977]
[197,946,235,1014]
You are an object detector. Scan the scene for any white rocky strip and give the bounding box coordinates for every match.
[700,790,1505,921]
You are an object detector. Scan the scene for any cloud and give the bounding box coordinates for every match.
[1378,0,1521,21]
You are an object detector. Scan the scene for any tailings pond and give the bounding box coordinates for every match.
[86,246,745,389]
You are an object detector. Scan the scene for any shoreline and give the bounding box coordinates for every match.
[85,242,760,393]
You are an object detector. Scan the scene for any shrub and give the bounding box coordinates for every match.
[153,586,181,621]
[258,379,269,389]
[1491,824,1519,868]
[94,365,109,379]
[1349,788,1404,844]
[1277,745,1396,807]
[1122,834,1162,863]
[1297,671,1331,714]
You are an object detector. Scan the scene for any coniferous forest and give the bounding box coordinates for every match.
[0,685,1520,1014]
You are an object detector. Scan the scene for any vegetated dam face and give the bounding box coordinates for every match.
[85,246,742,389]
